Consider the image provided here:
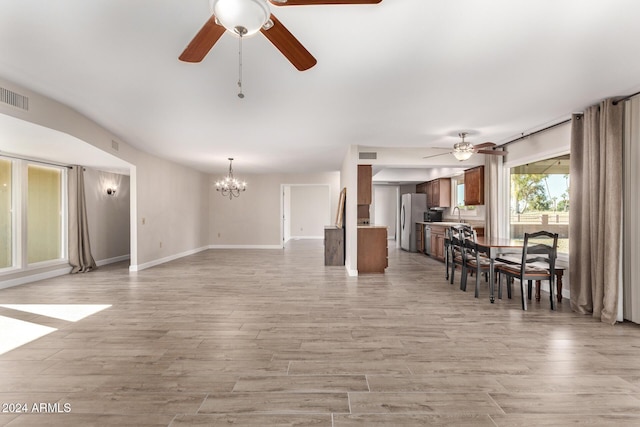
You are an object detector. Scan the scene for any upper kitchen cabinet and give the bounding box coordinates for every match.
[431,178,450,208]
[417,179,451,208]
[464,166,485,206]
[357,165,372,205]
[429,178,451,208]
[416,181,428,195]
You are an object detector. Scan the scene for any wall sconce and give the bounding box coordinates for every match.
[106,187,117,196]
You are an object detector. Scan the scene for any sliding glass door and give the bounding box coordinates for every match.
[27,165,63,264]
[0,159,11,269]
[0,157,67,274]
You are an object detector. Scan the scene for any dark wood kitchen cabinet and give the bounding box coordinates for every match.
[416,181,428,195]
[429,224,447,261]
[416,223,425,253]
[429,178,451,208]
[418,179,451,208]
[464,166,485,206]
[357,165,372,205]
[357,227,388,274]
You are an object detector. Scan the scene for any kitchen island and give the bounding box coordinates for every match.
[357,225,388,274]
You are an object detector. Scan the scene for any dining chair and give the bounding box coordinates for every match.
[458,225,476,292]
[462,237,497,298]
[444,226,458,282]
[495,231,559,310]
[448,226,465,286]
[450,225,476,290]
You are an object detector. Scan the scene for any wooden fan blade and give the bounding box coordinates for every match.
[179,17,226,63]
[423,152,452,160]
[261,14,317,71]
[476,149,508,156]
[473,142,496,149]
[270,0,382,6]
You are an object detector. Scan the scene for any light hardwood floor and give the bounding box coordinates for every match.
[1,239,640,426]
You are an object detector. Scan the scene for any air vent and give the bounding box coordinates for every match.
[111,140,119,151]
[359,152,377,160]
[0,86,29,111]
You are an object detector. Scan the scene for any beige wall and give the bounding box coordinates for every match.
[83,168,130,264]
[290,185,331,239]
[209,172,340,247]
[0,76,210,273]
[134,156,209,268]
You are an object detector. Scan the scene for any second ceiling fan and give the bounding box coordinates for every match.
[424,132,508,161]
[179,0,383,71]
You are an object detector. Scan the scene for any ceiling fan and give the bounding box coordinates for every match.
[179,0,383,71]
[424,132,508,161]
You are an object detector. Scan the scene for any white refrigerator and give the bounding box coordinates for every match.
[401,193,427,252]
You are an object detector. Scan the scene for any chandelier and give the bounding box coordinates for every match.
[452,132,475,161]
[216,158,247,199]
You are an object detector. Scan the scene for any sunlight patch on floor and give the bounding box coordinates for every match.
[0,304,111,322]
[0,315,57,355]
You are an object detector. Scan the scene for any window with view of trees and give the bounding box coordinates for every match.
[509,154,570,253]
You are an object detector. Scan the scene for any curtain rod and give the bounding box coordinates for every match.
[499,91,640,148]
[0,152,73,169]
[613,90,640,105]
[498,118,572,148]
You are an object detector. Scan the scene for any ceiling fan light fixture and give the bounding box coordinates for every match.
[452,142,474,161]
[211,0,270,37]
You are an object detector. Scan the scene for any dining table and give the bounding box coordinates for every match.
[475,236,524,303]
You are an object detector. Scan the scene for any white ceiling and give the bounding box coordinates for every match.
[2,0,640,177]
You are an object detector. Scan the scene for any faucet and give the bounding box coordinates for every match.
[452,206,461,223]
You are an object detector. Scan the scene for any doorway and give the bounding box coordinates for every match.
[281,184,332,246]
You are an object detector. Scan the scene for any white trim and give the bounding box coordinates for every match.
[280,183,333,249]
[346,266,358,277]
[0,266,71,290]
[289,236,324,240]
[208,244,282,250]
[96,254,130,267]
[129,246,209,272]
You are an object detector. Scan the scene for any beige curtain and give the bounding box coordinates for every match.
[68,166,96,273]
[569,99,623,325]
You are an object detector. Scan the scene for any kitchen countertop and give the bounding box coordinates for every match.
[357,225,389,229]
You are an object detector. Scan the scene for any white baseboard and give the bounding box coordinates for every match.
[96,254,130,267]
[129,246,209,272]
[0,266,72,290]
[208,245,283,250]
[290,236,324,240]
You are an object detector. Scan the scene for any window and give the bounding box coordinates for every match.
[0,159,11,269]
[509,154,570,253]
[0,157,67,273]
[27,165,63,264]
[452,175,476,211]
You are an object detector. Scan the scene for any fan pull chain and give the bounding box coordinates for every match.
[237,30,244,99]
